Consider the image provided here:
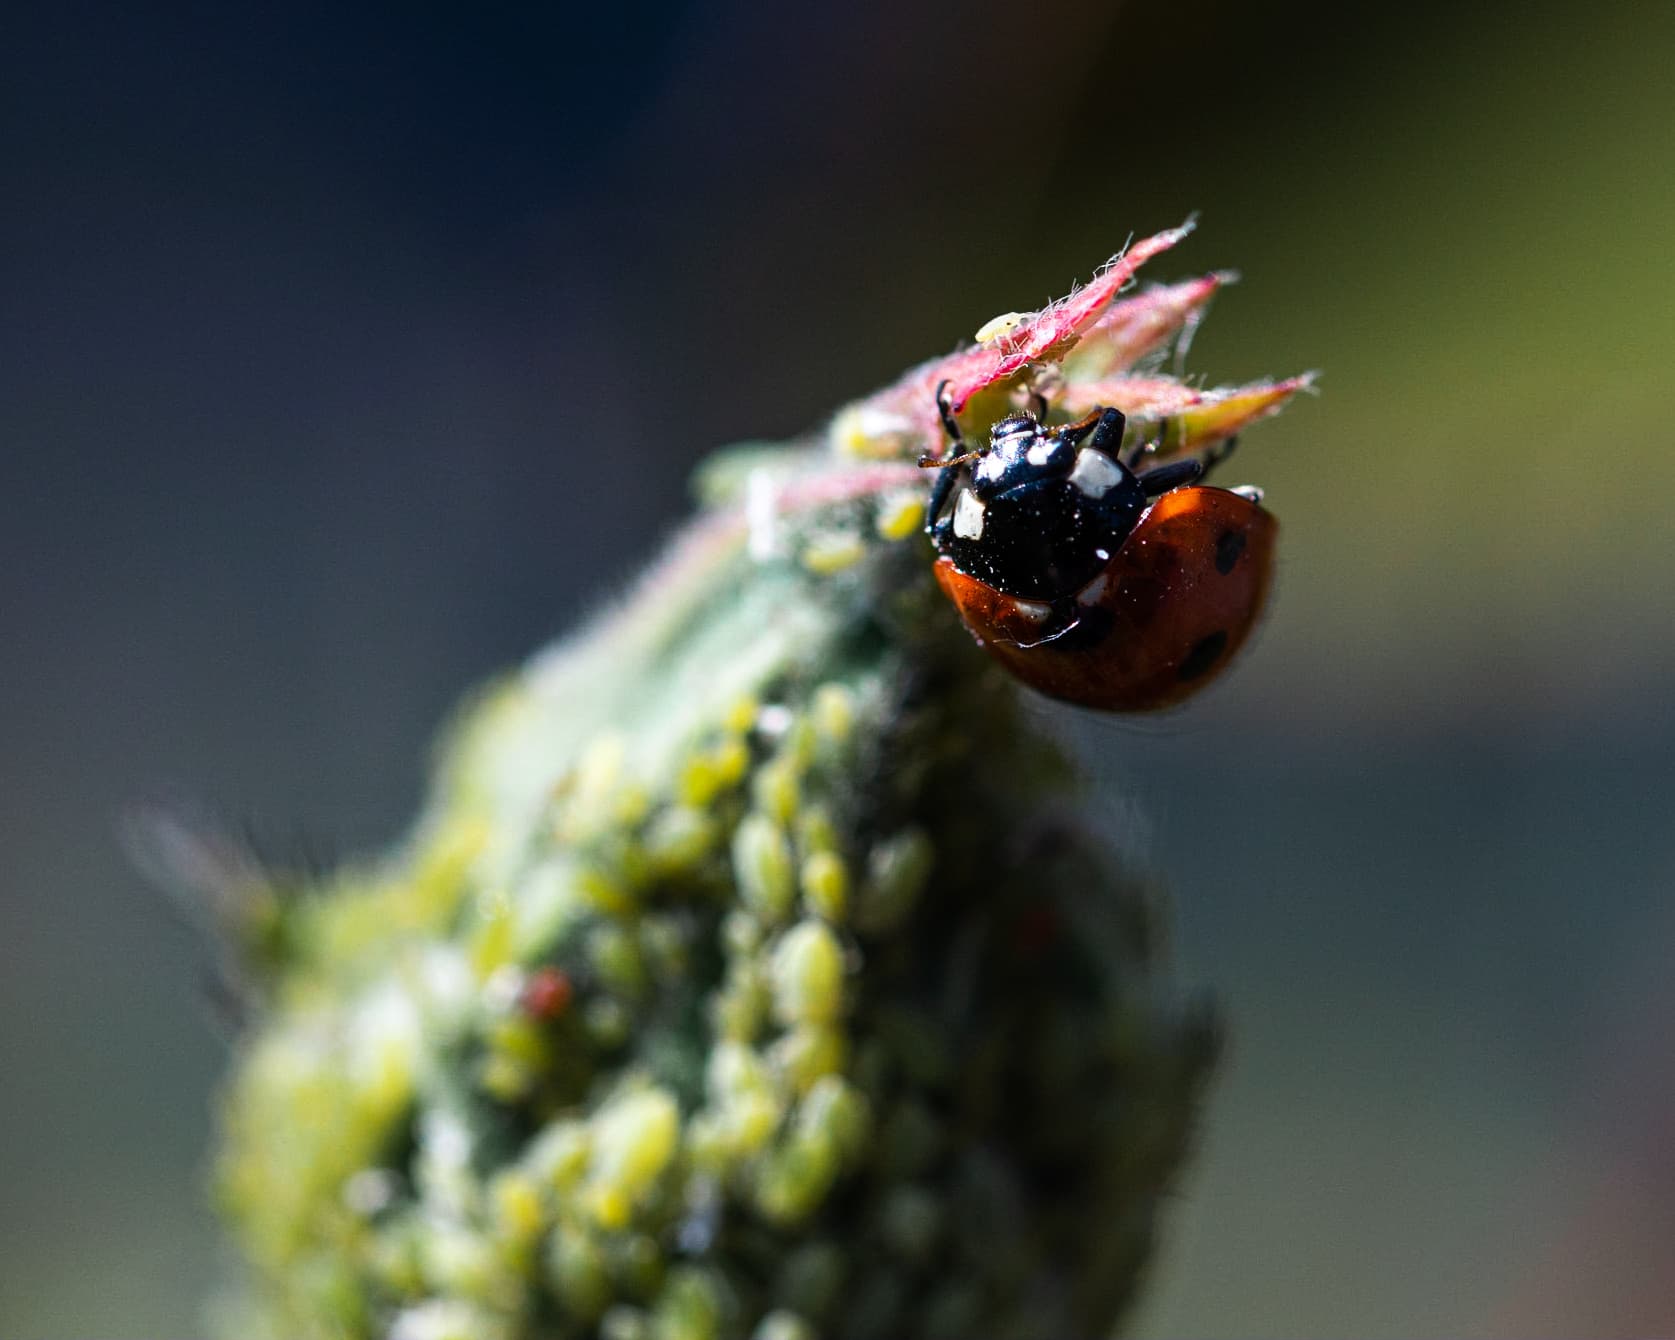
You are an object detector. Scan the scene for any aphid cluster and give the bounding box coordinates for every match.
[210,230,1303,1340]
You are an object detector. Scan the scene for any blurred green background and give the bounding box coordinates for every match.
[5,0,1674,1334]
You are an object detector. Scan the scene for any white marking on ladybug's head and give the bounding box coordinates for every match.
[1011,598,1052,623]
[1077,572,1109,605]
[975,451,1008,487]
[1068,449,1124,498]
[953,488,986,541]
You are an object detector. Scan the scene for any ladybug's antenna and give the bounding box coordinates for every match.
[917,449,983,470]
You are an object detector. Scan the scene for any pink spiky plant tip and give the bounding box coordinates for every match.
[831,220,1314,466]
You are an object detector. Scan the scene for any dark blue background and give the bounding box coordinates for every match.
[6,1,1674,1334]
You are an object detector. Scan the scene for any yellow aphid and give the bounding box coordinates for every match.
[587,1088,681,1223]
[490,1172,545,1245]
[974,310,1028,343]
[722,695,759,735]
[829,403,913,459]
[800,850,848,923]
[874,492,925,542]
[773,1023,847,1093]
[799,532,866,575]
[769,921,845,1025]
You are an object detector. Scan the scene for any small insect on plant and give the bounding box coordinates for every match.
[825,217,1306,712]
[921,380,1276,711]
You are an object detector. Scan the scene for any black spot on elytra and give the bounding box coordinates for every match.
[1177,629,1229,681]
[1214,529,1246,575]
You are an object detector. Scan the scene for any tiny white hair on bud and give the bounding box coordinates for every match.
[746,469,783,561]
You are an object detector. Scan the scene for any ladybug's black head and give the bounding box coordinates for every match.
[987,414,1041,451]
[973,412,1071,494]
[929,403,1151,601]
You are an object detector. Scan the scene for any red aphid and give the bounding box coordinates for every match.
[521,966,574,1021]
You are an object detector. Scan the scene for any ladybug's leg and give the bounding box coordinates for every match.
[1057,406,1125,451]
[1125,416,1171,470]
[934,379,965,451]
[1055,406,1106,444]
[919,378,986,469]
[924,461,961,540]
[1198,433,1241,482]
[1001,598,1086,650]
[1085,406,1127,456]
[1005,603,1098,653]
[1135,456,1204,497]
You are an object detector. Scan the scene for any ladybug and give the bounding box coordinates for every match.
[922,381,1276,711]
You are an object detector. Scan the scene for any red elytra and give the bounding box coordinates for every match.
[933,486,1277,712]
